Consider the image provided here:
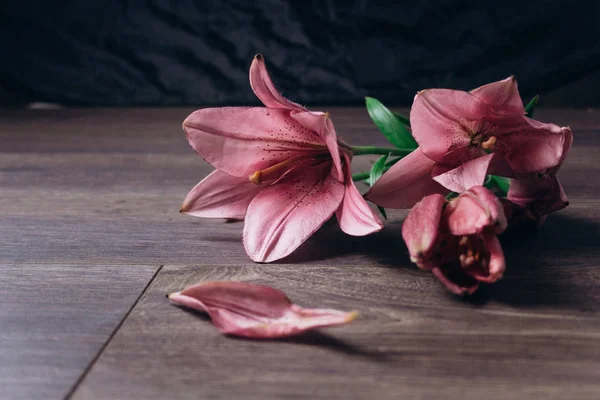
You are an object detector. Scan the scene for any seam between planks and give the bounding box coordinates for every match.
[63,264,164,400]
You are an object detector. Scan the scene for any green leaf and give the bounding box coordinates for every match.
[369,155,390,220]
[377,205,388,220]
[368,154,389,187]
[486,175,511,197]
[365,97,418,149]
[385,156,401,167]
[524,95,539,118]
[393,112,410,127]
[351,171,370,182]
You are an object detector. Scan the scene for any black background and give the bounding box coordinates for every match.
[1,0,599,107]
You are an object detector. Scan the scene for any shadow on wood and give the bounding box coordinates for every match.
[484,213,600,311]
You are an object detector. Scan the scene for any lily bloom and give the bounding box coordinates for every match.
[504,127,573,224]
[167,281,358,339]
[367,77,572,208]
[181,55,382,262]
[402,186,507,295]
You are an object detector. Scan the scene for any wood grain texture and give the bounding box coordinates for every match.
[1,108,599,266]
[73,263,600,400]
[1,108,600,399]
[0,264,158,399]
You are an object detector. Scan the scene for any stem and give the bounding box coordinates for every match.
[351,157,403,182]
[351,146,413,156]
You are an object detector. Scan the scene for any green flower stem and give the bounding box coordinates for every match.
[351,146,413,156]
[351,156,404,182]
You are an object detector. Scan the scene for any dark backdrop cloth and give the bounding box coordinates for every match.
[1,0,600,107]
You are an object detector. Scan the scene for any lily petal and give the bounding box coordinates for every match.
[492,116,569,174]
[410,89,493,163]
[432,153,495,192]
[402,193,445,265]
[366,148,448,209]
[468,185,507,233]
[292,110,344,182]
[336,153,383,236]
[475,234,506,283]
[183,107,326,178]
[470,76,525,114]
[508,174,569,217]
[168,281,357,338]
[180,170,266,219]
[550,127,573,174]
[243,164,345,262]
[444,191,492,236]
[249,54,306,111]
[432,267,480,296]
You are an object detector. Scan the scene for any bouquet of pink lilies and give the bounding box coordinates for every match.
[169,55,572,338]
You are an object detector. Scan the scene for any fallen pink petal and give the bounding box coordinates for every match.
[167,281,358,339]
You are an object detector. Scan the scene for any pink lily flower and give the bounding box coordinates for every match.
[366,77,572,208]
[402,186,508,295]
[167,281,358,339]
[181,55,382,262]
[504,126,573,224]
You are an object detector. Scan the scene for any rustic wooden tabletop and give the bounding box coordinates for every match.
[1,108,599,400]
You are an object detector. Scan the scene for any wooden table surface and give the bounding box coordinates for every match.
[1,108,599,400]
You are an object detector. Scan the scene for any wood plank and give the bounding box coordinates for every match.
[0,264,158,399]
[2,108,600,399]
[72,263,600,400]
[1,108,599,154]
[1,109,599,266]
[0,107,600,154]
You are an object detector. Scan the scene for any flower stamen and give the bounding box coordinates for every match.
[481,136,497,150]
[249,158,294,184]
[249,171,263,184]
[248,152,332,185]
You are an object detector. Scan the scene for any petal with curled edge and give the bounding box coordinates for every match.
[180,170,267,219]
[401,193,445,266]
[474,234,506,283]
[470,76,525,114]
[444,190,492,236]
[467,185,507,233]
[432,153,495,193]
[335,153,383,236]
[167,281,358,339]
[488,116,569,174]
[243,163,344,263]
[249,54,306,111]
[183,107,326,178]
[432,267,479,296]
[365,148,448,209]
